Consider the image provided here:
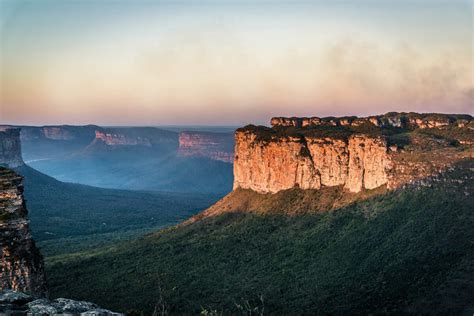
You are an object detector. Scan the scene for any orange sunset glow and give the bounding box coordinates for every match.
[1,1,472,125]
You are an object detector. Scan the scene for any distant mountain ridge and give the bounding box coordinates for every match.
[0,125,235,193]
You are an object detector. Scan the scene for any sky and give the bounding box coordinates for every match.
[0,0,472,126]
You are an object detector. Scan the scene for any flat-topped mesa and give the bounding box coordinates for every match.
[271,113,473,129]
[95,130,152,147]
[15,125,99,142]
[234,113,474,194]
[0,168,47,297]
[0,129,24,168]
[178,131,234,163]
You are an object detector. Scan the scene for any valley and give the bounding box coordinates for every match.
[17,165,222,257]
[1,126,227,258]
[40,113,474,314]
[11,125,235,194]
[46,160,474,314]
[2,3,472,314]
[1,112,473,315]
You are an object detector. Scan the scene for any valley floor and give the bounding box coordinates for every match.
[45,160,474,315]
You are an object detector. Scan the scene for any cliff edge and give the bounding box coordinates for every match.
[0,128,24,168]
[0,167,47,296]
[233,113,473,194]
[188,112,473,222]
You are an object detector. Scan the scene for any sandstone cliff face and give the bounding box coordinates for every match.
[234,131,391,193]
[0,168,47,297]
[95,131,152,147]
[91,128,179,151]
[271,113,472,130]
[233,113,473,195]
[178,132,234,163]
[345,135,391,192]
[0,129,24,168]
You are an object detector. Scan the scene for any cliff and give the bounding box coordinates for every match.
[94,130,152,147]
[0,167,47,297]
[0,128,24,168]
[270,112,473,130]
[92,128,178,149]
[233,113,473,194]
[234,131,393,193]
[15,125,98,142]
[178,131,234,163]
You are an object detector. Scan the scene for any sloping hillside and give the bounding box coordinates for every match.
[46,160,474,315]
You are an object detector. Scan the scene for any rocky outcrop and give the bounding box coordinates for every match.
[233,131,391,193]
[178,132,234,163]
[233,133,319,193]
[0,128,24,168]
[0,290,122,315]
[0,168,47,297]
[271,113,472,130]
[234,113,473,194]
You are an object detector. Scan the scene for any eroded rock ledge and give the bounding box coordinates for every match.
[233,113,473,194]
[270,112,473,129]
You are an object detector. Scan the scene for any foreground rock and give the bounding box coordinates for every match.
[0,290,122,315]
[0,167,47,296]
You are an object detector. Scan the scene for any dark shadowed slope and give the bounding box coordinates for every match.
[15,165,222,257]
[47,160,474,315]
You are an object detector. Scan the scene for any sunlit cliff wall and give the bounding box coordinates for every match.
[234,113,473,194]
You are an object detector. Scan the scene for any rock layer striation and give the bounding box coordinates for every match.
[179,131,234,163]
[234,131,391,193]
[0,168,47,296]
[234,113,473,194]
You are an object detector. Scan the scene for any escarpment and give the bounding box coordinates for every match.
[0,168,47,296]
[0,128,24,168]
[94,130,152,147]
[234,131,392,193]
[270,112,473,130]
[92,128,178,149]
[178,131,234,163]
[233,113,473,195]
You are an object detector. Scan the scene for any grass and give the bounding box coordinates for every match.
[45,160,474,315]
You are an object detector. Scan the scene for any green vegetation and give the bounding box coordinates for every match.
[46,161,474,315]
[16,165,222,257]
[240,113,473,146]
[415,127,474,145]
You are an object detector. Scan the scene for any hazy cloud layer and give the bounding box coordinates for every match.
[1,1,472,125]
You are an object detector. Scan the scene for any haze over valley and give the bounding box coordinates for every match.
[0,0,473,315]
